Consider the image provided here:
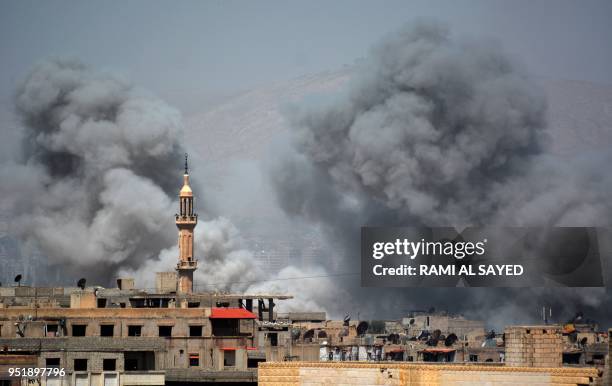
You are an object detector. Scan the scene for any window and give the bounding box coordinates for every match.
[211,319,239,336]
[189,325,202,337]
[97,298,107,308]
[46,324,59,336]
[158,325,172,337]
[248,358,264,368]
[125,359,138,371]
[124,351,155,371]
[224,350,236,367]
[46,358,60,367]
[269,332,278,347]
[189,353,199,367]
[469,354,478,362]
[100,324,114,337]
[74,359,88,371]
[72,324,87,336]
[103,359,116,371]
[128,325,142,337]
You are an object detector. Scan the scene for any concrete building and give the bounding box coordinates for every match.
[0,158,292,385]
[401,311,485,340]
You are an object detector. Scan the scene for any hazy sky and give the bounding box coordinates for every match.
[1,0,611,113]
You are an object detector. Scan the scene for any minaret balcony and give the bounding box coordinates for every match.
[175,214,198,224]
[177,259,198,270]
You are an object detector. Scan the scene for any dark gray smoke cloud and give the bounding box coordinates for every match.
[0,59,258,287]
[270,22,612,325]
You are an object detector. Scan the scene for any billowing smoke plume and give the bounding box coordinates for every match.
[120,217,263,293]
[0,59,257,287]
[270,22,612,324]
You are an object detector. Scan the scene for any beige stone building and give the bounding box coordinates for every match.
[0,158,292,385]
[258,362,601,386]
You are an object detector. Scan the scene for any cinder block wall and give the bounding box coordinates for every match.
[505,326,562,367]
[258,362,600,386]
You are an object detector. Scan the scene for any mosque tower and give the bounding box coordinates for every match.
[175,154,198,293]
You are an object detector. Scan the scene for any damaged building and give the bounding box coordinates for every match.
[0,157,293,385]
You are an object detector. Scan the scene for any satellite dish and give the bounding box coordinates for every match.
[14,274,22,286]
[417,330,430,340]
[445,333,458,347]
[343,314,351,326]
[356,321,369,336]
[427,329,442,346]
[409,318,415,325]
[77,278,86,290]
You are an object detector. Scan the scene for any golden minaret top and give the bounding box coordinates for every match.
[180,153,193,197]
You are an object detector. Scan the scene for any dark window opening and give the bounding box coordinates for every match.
[189,325,203,337]
[128,325,142,337]
[211,320,238,336]
[187,302,200,308]
[129,298,146,308]
[46,358,60,367]
[100,324,114,337]
[189,353,199,367]
[158,325,172,337]
[97,298,107,308]
[407,356,414,362]
[125,358,138,371]
[103,359,116,371]
[124,351,155,371]
[46,324,59,336]
[422,352,455,362]
[469,354,478,362]
[248,358,265,368]
[72,324,87,337]
[269,332,278,347]
[224,350,236,367]
[74,359,88,371]
[592,354,605,365]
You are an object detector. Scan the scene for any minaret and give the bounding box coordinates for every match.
[175,153,198,293]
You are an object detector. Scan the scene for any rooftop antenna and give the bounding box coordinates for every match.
[184,153,189,174]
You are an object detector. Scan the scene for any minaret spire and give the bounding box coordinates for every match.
[176,154,198,294]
